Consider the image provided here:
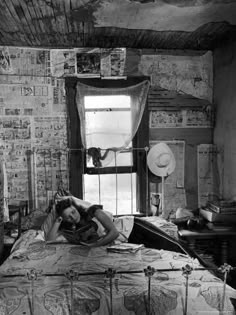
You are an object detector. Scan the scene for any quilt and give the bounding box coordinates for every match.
[0,229,236,315]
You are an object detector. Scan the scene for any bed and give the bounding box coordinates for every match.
[0,215,236,315]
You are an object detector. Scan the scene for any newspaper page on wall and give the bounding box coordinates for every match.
[101,48,126,78]
[150,109,213,128]
[50,49,76,77]
[0,47,68,210]
[149,140,186,218]
[50,48,101,78]
[197,144,219,208]
[7,47,51,77]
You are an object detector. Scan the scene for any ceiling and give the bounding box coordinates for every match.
[0,0,235,50]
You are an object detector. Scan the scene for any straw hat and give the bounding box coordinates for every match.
[147,142,176,177]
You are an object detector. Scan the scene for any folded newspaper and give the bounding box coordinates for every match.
[107,243,144,253]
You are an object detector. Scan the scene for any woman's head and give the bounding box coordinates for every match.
[56,198,84,224]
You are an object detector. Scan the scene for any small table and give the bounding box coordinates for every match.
[178,228,236,265]
[6,201,28,239]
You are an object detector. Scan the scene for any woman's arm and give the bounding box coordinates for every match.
[46,216,63,241]
[57,195,91,209]
[71,196,91,208]
[81,209,119,247]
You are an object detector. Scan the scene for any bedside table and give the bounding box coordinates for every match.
[0,235,16,264]
[178,228,236,265]
[4,201,28,239]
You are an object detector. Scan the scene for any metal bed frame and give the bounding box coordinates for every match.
[2,263,234,315]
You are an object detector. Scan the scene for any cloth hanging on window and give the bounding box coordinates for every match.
[76,80,150,167]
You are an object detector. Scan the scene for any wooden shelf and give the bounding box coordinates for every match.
[178,228,236,266]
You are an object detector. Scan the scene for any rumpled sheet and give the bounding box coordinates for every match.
[0,229,236,315]
[137,216,178,239]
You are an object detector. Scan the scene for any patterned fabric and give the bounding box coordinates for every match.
[40,205,57,237]
[113,215,134,243]
[0,230,236,315]
[21,210,48,230]
[138,216,178,239]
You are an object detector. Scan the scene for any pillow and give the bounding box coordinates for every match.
[41,205,57,237]
[21,210,48,231]
[113,216,134,243]
[10,229,44,254]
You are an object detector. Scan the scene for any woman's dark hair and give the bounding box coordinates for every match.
[55,198,88,218]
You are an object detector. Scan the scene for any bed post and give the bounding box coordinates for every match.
[218,263,233,312]
[144,265,155,315]
[65,269,79,315]
[27,269,38,315]
[182,264,193,315]
[105,268,116,315]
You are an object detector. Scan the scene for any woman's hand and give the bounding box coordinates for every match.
[56,195,72,203]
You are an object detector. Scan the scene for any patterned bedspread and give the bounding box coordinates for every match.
[136,216,179,240]
[0,229,236,315]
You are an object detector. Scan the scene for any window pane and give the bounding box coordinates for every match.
[85,111,131,148]
[85,95,130,109]
[87,150,133,167]
[85,108,133,167]
[84,95,133,167]
[84,173,137,215]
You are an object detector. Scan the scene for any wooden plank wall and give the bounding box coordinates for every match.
[148,87,213,209]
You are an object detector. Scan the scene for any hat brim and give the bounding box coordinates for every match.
[147,142,176,177]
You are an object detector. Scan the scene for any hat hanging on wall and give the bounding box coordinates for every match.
[147,142,176,218]
[147,142,176,177]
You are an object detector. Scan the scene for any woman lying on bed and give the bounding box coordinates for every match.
[45,196,120,247]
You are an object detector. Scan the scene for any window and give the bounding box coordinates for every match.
[83,94,137,215]
[66,77,149,215]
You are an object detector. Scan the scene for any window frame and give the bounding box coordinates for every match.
[65,77,149,214]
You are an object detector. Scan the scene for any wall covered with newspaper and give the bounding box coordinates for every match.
[0,46,213,211]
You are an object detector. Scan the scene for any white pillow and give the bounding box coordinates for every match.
[114,216,134,242]
[41,205,57,237]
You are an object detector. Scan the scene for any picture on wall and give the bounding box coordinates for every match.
[76,53,101,77]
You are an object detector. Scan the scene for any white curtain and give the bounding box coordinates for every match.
[76,80,150,166]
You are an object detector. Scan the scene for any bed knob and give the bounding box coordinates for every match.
[144,266,155,277]
[182,264,193,276]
